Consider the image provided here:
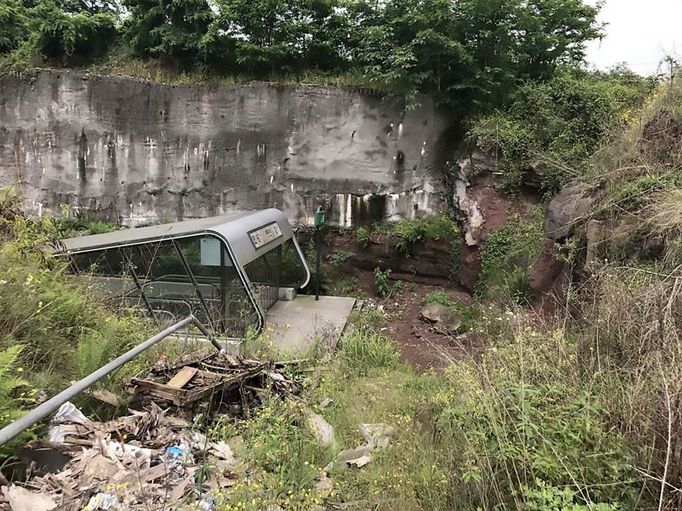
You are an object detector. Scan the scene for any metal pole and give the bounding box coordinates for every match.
[315,226,321,301]
[0,315,216,446]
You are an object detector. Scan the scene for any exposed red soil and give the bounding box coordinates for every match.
[351,269,482,372]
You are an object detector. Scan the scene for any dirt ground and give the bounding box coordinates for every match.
[351,269,481,372]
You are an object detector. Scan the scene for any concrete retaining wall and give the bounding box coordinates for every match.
[0,71,457,225]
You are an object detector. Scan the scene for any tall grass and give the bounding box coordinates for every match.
[0,192,153,448]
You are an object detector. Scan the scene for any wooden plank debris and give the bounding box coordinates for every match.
[166,366,198,389]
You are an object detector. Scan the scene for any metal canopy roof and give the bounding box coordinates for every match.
[58,209,296,267]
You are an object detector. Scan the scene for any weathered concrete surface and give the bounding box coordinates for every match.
[0,71,456,226]
[265,295,356,354]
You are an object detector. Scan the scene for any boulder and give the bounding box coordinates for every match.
[544,181,594,240]
[420,303,462,333]
[457,245,481,291]
[585,219,605,267]
[528,239,566,293]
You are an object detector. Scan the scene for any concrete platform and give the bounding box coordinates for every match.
[265,296,356,355]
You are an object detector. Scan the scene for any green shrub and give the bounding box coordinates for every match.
[470,68,656,196]
[373,267,391,298]
[0,345,33,456]
[478,212,545,302]
[607,173,671,211]
[0,0,28,54]
[394,219,427,253]
[331,275,362,297]
[0,198,152,400]
[394,215,460,253]
[28,0,118,63]
[328,250,354,267]
[521,481,622,510]
[431,326,638,509]
[356,226,371,248]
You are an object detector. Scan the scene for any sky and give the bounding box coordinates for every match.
[584,0,682,76]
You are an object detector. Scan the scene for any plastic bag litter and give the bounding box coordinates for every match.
[48,402,90,443]
[86,492,120,510]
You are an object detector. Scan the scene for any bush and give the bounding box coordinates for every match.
[0,345,33,456]
[429,322,638,510]
[28,0,118,63]
[478,212,545,303]
[0,0,28,54]
[470,68,656,196]
[327,250,354,267]
[0,196,152,398]
[356,226,371,248]
[373,267,391,298]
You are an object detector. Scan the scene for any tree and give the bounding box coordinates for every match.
[207,0,353,75]
[356,0,602,112]
[123,0,214,70]
[28,0,118,63]
[0,0,28,54]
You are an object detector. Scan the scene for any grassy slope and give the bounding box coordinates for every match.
[211,78,682,510]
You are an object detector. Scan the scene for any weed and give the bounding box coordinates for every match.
[394,219,427,253]
[373,267,392,298]
[0,346,34,456]
[393,280,404,294]
[330,275,362,298]
[327,250,355,267]
[356,226,371,248]
[478,212,544,302]
[340,329,400,376]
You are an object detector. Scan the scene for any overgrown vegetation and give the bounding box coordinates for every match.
[478,209,545,303]
[1,0,602,116]
[356,214,461,256]
[0,191,151,456]
[470,67,656,196]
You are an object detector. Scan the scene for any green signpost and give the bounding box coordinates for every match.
[314,206,325,301]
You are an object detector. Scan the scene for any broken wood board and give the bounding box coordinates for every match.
[166,366,198,389]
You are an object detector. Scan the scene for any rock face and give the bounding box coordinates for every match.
[544,181,593,240]
[528,239,565,293]
[420,303,462,333]
[0,71,457,226]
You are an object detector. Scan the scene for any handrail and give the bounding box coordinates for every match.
[0,315,222,446]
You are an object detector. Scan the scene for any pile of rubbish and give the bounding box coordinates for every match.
[0,352,298,511]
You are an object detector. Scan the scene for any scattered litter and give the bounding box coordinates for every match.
[87,389,124,407]
[198,493,218,511]
[327,423,395,471]
[128,351,295,410]
[1,485,57,511]
[307,410,335,446]
[165,445,185,458]
[86,492,119,510]
[328,446,373,470]
[209,441,237,469]
[48,402,89,443]
[359,423,394,449]
[347,454,372,468]
[13,351,299,510]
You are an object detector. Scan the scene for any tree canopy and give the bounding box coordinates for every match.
[1,0,604,113]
